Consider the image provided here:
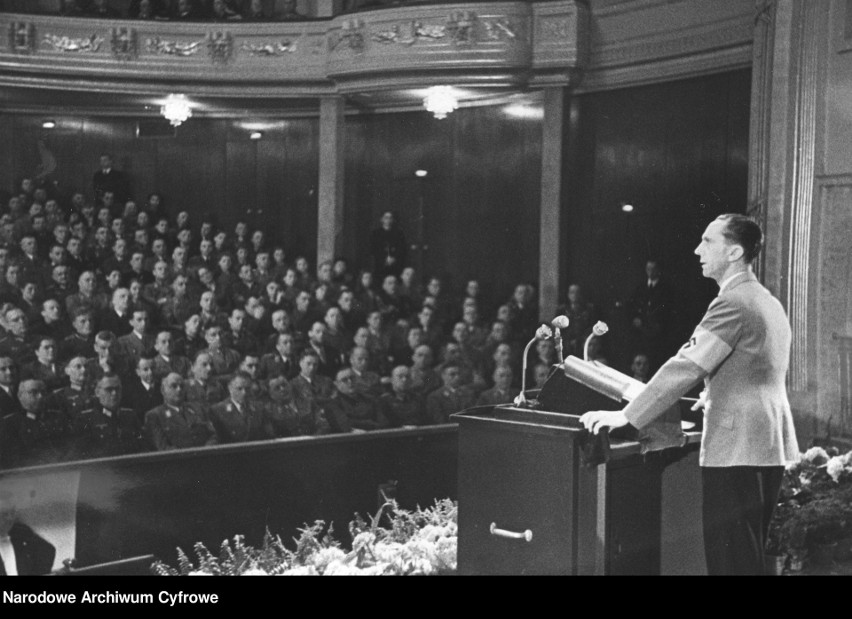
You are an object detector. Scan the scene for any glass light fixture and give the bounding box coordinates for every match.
[423,86,459,120]
[160,94,192,127]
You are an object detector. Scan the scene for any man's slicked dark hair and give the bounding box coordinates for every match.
[716,214,763,264]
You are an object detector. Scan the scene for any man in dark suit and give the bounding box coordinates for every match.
[0,355,18,416]
[628,259,675,371]
[582,214,799,576]
[0,485,56,575]
[122,356,163,424]
[92,154,129,209]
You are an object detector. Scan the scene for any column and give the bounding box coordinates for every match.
[538,87,565,320]
[317,96,345,267]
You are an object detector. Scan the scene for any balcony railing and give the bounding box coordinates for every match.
[0,1,586,95]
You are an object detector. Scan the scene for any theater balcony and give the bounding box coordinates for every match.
[0,1,587,98]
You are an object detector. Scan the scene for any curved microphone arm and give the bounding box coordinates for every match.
[514,324,553,406]
[514,336,539,406]
[583,321,609,362]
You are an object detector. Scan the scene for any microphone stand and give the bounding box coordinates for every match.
[514,335,539,406]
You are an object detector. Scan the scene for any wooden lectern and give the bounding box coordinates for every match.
[453,357,705,575]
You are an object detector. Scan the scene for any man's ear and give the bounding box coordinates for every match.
[728,244,744,263]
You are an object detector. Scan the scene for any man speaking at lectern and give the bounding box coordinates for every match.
[581,214,799,575]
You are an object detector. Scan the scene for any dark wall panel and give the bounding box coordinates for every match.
[0,115,319,252]
[564,69,751,371]
[344,106,542,303]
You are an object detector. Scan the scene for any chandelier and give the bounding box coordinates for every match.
[423,86,459,120]
[160,94,192,127]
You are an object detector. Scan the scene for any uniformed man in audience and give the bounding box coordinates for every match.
[199,325,241,378]
[74,374,144,460]
[290,350,335,429]
[476,366,517,407]
[0,306,33,367]
[152,330,192,381]
[61,309,95,362]
[209,372,275,444]
[324,367,387,434]
[259,332,298,381]
[21,338,65,392]
[51,356,92,426]
[0,355,19,416]
[426,362,475,424]
[379,365,426,428]
[1,379,70,468]
[144,373,218,451]
[349,346,384,398]
[185,352,227,408]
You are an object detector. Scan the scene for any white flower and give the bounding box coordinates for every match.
[323,560,364,575]
[434,536,457,571]
[826,456,846,483]
[802,446,829,464]
[310,547,347,574]
[241,567,268,576]
[372,542,407,564]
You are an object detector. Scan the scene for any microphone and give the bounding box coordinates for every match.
[514,324,554,406]
[551,315,570,364]
[584,321,609,362]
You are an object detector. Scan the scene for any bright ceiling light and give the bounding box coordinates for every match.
[42,120,56,129]
[621,203,634,213]
[423,86,459,120]
[415,169,428,177]
[250,131,263,140]
[503,104,544,120]
[160,94,192,127]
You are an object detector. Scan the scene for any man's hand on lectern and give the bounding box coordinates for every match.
[580,410,629,435]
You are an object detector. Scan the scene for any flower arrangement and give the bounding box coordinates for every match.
[151,498,458,576]
[767,446,852,567]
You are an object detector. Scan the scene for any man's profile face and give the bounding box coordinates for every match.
[300,355,318,378]
[442,367,461,388]
[0,358,15,387]
[193,354,212,381]
[695,219,735,281]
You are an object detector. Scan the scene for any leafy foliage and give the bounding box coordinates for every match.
[151,498,458,576]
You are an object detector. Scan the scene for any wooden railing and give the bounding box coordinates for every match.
[0,424,458,569]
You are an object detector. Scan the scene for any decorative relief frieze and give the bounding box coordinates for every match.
[538,16,571,41]
[146,36,202,56]
[330,18,365,53]
[240,39,297,56]
[43,33,103,53]
[110,27,137,61]
[483,18,517,41]
[371,21,446,46]
[8,21,35,54]
[446,10,477,46]
[206,31,233,63]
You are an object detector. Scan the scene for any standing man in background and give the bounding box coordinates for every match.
[581,214,798,575]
